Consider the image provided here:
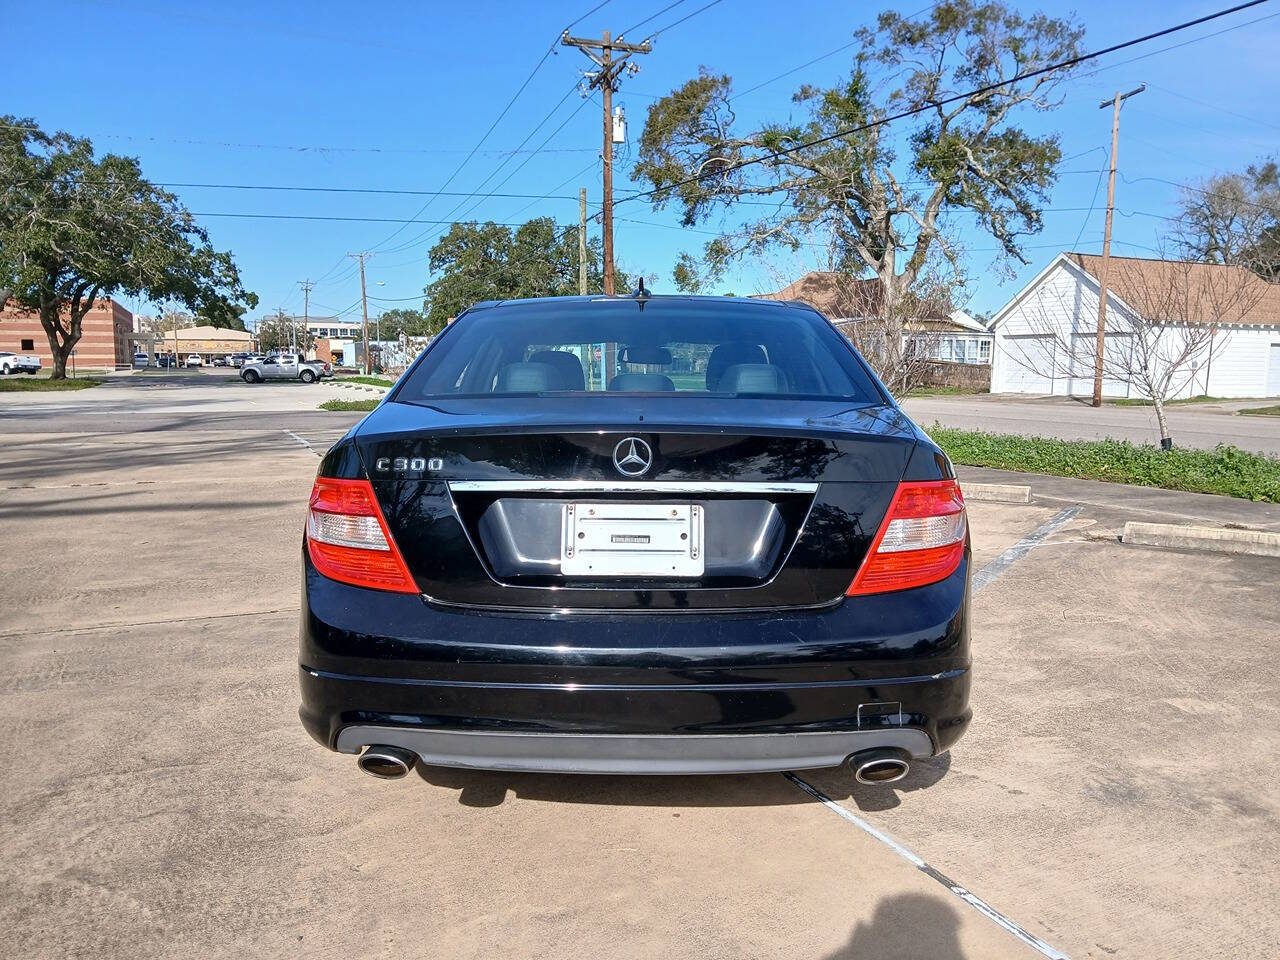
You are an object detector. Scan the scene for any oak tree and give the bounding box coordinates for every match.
[0,117,256,378]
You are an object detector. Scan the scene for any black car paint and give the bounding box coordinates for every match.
[299,295,971,766]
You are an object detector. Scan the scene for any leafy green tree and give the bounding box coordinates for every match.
[424,217,628,329]
[256,309,315,354]
[635,2,1084,313]
[375,306,436,339]
[0,117,256,378]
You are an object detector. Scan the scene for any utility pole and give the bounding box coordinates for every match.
[299,279,314,359]
[578,188,589,295]
[348,253,372,374]
[1092,83,1145,408]
[562,29,651,296]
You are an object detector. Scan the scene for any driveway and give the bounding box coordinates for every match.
[2,380,1278,959]
[901,394,1280,456]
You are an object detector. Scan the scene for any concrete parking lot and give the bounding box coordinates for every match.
[2,379,1278,959]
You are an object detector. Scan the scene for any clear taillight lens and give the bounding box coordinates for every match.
[847,479,967,596]
[305,477,417,594]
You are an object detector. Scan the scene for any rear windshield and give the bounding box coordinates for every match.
[397,299,882,403]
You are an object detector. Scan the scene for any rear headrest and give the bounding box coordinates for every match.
[495,361,556,393]
[717,363,786,395]
[706,342,767,389]
[527,350,586,390]
[607,373,676,392]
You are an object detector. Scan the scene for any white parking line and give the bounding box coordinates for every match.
[784,773,1071,959]
[782,504,1087,958]
[972,506,1082,595]
[284,430,314,451]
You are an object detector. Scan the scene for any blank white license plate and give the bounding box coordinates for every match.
[561,502,703,577]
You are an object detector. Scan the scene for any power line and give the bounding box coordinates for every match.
[193,212,580,226]
[620,0,688,38]
[617,0,1275,207]
[644,0,726,38]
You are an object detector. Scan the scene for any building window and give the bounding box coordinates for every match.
[20,339,34,351]
[979,339,992,363]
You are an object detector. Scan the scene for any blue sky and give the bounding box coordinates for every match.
[9,0,1279,323]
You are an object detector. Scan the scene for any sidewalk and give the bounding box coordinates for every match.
[956,464,1280,531]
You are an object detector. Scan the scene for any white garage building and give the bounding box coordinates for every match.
[989,252,1280,399]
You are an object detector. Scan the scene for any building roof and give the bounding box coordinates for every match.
[1066,253,1280,328]
[755,271,970,328]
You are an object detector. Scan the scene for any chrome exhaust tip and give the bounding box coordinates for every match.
[357,745,418,780]
[848,748,911,785]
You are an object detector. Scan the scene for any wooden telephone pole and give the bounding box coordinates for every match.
[561,29,651,295]
[298,279,314,357]
[578,188,589,295]
[1092,84,1145,408]
[348,253,372,374]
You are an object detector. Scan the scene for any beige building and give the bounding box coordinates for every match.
[134,325,255,360]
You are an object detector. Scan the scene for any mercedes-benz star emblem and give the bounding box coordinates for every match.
[612,437,653,477]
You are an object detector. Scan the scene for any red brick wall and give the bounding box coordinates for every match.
[0,299,135,369]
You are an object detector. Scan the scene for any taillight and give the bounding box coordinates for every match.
[305,477,418,593]
[847,479,967,596]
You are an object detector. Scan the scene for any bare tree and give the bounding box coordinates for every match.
[758,240,960,397]
[1173,161,1279,279]
[1002,255,1267,448]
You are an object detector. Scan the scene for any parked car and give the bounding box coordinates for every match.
[241,352,327,383]
[186,354,203,368]
[0,351,41,375]
[299,293,971,784]
[229,353,251,368]
[156,354,176,368]
[212,356,228,367]
[132,352,150,369]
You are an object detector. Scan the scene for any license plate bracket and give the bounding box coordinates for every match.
[561,502,703,577]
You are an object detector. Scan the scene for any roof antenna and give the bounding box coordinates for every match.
[633,277,650,301]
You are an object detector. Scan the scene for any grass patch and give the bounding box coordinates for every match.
[1239,405,1280,417]
[319,398,380,412]
[0,376,103,391]
[337,375,395,388]
[930,425,1280,502]
[1107,395,1230,407]
[906,385,987,397]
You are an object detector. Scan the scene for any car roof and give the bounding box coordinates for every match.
[461,293,798,316]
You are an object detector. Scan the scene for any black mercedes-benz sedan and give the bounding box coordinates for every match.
[299,292,971,783]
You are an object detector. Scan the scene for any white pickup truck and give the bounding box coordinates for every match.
[0,351,41,375]
[240,352,329,384]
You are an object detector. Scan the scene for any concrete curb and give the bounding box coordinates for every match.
[1122,521,1280,557]
[965,482,1032,504]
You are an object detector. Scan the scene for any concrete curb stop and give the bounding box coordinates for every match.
[965,482,1032,504]
[1122,521,1280,557]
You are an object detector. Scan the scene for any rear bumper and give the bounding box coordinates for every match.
[299,550,972,772]
[330,724,934,774]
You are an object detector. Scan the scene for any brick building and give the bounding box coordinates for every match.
[0,299,134,370]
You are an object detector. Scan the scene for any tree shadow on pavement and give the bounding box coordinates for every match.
[821,893,968,960]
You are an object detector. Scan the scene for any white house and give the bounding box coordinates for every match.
[989,252,1280,398]
[758,271,994,364]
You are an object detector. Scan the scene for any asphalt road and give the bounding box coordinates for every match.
[901,394,1280,456]
[2,377,1278,959]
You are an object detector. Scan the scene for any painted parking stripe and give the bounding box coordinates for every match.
[971,506,1082,595]
[784,773,1071,959]
[782,505,1086,957]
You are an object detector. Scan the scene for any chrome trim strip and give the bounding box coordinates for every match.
[447,480,820,494]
